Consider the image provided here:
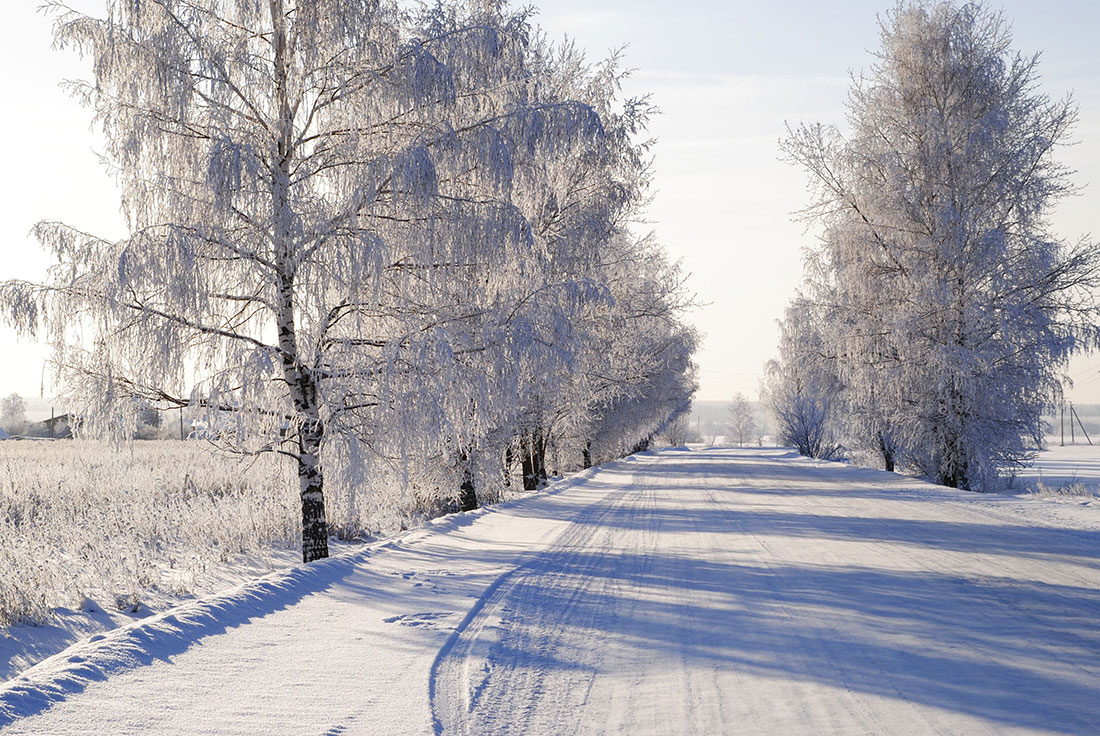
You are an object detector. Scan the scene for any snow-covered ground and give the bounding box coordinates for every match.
[0,546,307,684]
[1014,442,1100,504]
[0,440,308,677]
[3,447,1100,734]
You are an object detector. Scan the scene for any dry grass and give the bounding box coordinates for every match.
[0,440,300,626]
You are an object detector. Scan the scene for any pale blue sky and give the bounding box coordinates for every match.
[536,0,1100,401]
[2,1,1099,402]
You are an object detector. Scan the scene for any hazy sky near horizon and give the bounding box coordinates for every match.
[2,1,1100,404]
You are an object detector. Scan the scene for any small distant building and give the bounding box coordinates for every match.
[30,414,74,439]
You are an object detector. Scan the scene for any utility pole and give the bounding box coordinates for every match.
[1061,401,1065,447]
[1071,402,1076,445]
[179,407,185,440]
[1071,404,1093,446]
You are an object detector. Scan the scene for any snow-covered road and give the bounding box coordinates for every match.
[4,448,1100,735]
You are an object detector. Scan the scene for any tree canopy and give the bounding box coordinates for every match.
[773,1,1100,489]
[1,0,697,560]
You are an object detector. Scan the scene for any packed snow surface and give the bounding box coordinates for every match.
[3,448,1100,735]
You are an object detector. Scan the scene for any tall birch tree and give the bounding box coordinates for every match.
[762,298,842,460]
[783,1,1100,489]
[1,0,600,560]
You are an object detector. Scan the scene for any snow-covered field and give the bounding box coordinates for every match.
[0,438,539,680]
[2,447,1099,734]
[0,441,303,678]
[1014,442,1100,504]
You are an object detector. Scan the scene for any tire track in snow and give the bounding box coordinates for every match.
[430,453,740,735]
[429,452,680,735]
[430,448,1100,735]
[428,481,640,735]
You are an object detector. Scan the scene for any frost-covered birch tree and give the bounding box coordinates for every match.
[317,2,607,519]
[572,230,698,464]
[728,393,756,448]
[0,394,27,436]
[492,45,694,481]
[803,234,902,471]
[0,0,610,561]
[782,1,1100,489]
[762,298,842,460]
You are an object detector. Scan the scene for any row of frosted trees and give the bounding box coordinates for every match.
[1,0,697,560]
[765,1,1100,491]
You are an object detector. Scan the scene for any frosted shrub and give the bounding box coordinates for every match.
[0,441,298,626]
[1032,480,1098,499]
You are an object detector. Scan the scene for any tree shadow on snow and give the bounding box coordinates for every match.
[503,453,1100,565]
[0,550,374,727]
[430,452,1100,734]
[430,547,1100,733]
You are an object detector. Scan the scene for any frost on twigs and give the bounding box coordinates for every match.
[773,1,1100,489]
[0,282,40,339]
[2,0,698,562]
[0,441,297,628]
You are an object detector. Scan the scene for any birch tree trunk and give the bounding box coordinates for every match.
[878,432,895,473]
[458,450,478,512]
[520,431,547,491]
[297,411,330,561]
[270,0,328,561]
